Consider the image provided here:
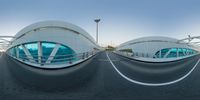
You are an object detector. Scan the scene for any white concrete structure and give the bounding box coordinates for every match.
[116,36,200,62]
[7,21,101,68]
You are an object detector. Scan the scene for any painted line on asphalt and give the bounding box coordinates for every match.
[106,52,200,86]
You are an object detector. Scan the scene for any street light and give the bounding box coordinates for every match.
[94,19,100,43]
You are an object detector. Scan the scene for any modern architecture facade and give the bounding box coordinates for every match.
[115,36,200,62]
[7,21,101,69]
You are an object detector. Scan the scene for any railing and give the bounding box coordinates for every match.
[115,51,155,58]
[8,51,98,66]
[115,50,199,59]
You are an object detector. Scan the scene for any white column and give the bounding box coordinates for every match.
[21,44,36,63]
[164,48,172,58]
[38,42,42,64]
[46,44,60,64]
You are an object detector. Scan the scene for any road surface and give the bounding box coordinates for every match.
[1,51,200,100]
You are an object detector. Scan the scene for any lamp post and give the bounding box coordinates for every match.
[94,19,100,43]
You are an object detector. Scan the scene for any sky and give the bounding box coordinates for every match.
[0,0,200,47]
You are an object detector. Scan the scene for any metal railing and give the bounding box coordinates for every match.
[8,51,98,66]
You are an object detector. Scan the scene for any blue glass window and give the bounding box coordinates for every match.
[9,48,16,57]
[155,48,198,59]
[53,45,75,63]
[166,48,177,58]
[161,48,170,58]
[187,49,193,55]
[8,42,78,65]
[155,51,160,58]
[25,43,38,62]
[42,43,55,62]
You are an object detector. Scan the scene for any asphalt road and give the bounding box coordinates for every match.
[1,51,200,100]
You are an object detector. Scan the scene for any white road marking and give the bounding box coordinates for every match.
[106,52,200,86]
[98,59,119,62]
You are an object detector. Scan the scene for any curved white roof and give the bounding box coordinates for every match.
[118,36,180,47]
[14,20,96,43]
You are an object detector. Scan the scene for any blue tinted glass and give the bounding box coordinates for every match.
[25,43,38,62]
[187,49,193,55]
[42,43,55,62]
[178,48,184,57]
[182,48,187,55]
[53,45,75,63]
[161,48,170,58]
[18,45,28,60]
[167,48,177,58]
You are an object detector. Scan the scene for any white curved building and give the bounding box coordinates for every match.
[116,36,199,62]
[7,21,101,68]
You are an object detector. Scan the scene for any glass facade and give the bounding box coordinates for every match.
[25,43,38,62]
[161,48,170,58]
[18,45,28,61]
[178,48,184,57]
[155,48,198,58]
[8,47,16,57]
[53,45,76,63]
[7,42,76,64]
[42,43,55,63]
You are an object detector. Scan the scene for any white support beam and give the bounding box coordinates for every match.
[46,44,60,64]
[185,49,189,55]
[163,48,172,58]
[0,36,15,38]
[159,50,161,58]
[182,49,186,56]
[38,42,42,64]
[15,46,19,58]
[0,38,11,43]
[176,48,179,57]
[21,44,36,63]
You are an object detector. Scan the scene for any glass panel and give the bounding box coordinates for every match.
[18,45,28,61]
[187,49,193,55]
[161,48,170,58]
[42,42,55,63]
[53,45,75,63]
[178,48,184,57]
[9,47,16,57]
[25,43,38,62]
[167,48,177,58]
[155,51,160,58]
[182,48,187,55]
[188,49,198,55]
